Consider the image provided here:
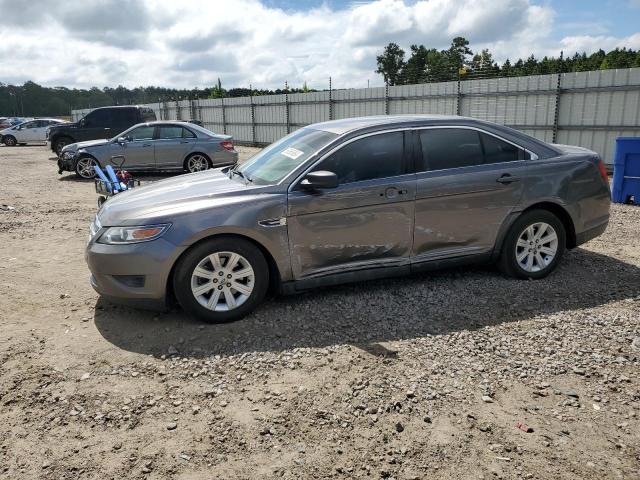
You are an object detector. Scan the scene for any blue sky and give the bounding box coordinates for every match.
[1,0,639,89]
[265,0,640,41]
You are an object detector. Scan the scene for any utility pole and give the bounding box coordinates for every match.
[552,50,564,144]
[329,77,333,120]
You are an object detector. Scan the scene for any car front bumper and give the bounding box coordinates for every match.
[58,154,77,173]
[86,235,186,310]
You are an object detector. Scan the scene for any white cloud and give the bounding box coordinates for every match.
[0,0,637,90]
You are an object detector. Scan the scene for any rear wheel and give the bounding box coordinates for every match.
[3,135,16,146]
[75,156,98,179]
[185,153,211,173]
[173,237,269,323]
[498,210,566,279]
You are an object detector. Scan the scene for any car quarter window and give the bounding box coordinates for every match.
[158,126,184,139]
[481,132,530,162]
[183,128,196,138]
[316,131,405,184]
[418,128,529,171]
[129,125,155,141]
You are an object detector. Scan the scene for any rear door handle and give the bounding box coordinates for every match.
[142,143,152,147]
[180,140,190,144]
[496,174,520,184]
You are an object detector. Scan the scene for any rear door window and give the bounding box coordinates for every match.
[317,131,405,184]
[87,109,112,128]
[418,128,529,171]
[111,108,137,126]
[419,128,483,171]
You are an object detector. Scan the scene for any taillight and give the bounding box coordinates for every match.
[596,157,608,183]
[220,140,234,151]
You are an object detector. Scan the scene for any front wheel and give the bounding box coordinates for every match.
[3,135,17,146]
[75,156,98,179]
[185,153,211,173]
[173,237,269,323]
[498,210,566,279]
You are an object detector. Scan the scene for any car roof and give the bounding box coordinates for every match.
[307,114,561,159]
[308,114,470,134]
[94,105,148,110]
[142,120,197,127]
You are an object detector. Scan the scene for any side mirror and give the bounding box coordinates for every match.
[300,170,339,190]
[80,118,87,127]
[117,136,128,144]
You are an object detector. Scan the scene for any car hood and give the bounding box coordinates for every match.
[64,139,111,152]
[97,169,270,226]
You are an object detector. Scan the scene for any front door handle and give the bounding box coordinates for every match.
[142,143,152,147]
[383,187,409,198]
[496,174,520,184]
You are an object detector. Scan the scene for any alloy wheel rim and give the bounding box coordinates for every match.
[190,251,255,312]
[188,155,208,172]
[5,137,16,146]
[515,222,558,273]
[77,158,96,178]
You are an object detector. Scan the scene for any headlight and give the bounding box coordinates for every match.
[62,151,76,159]
[97,224,170,244]
[89,216,102,238]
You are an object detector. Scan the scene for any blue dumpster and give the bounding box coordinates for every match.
[612,137,640,205]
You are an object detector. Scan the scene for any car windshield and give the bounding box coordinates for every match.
[236,128,337,185]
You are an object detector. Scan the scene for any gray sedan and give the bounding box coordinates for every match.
[57,121,238,179]
[86,115,611,323]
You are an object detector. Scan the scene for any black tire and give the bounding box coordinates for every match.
[498,209,566,279]
[3,135,17,146]
[54,137,73,157]
[173,237,269,323]
[75,156,98,179]
[184,153,212,173]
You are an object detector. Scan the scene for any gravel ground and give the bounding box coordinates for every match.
[0,144,639,480]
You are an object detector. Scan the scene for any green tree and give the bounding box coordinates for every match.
[376,42,406,86]
[471,49,497,77]
[448,36,473,72]
[208,78,225,99]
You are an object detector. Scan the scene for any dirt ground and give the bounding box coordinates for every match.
[0,144,639,480]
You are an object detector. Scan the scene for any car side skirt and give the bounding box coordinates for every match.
[279,252,493,295]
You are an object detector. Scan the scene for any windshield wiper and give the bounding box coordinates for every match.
[230,168,252,183]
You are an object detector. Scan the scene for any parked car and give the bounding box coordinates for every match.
[47,106,156,156]
[86,115,611,323]
[58,121,238,178]
[0,118,66,146]
[0,117,32,130]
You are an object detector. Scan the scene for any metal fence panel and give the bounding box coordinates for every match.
[72,67,640,163]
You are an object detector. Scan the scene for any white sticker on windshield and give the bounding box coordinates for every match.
[281,147,304,159]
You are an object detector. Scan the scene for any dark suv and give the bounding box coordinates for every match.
[47,106,156,156]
